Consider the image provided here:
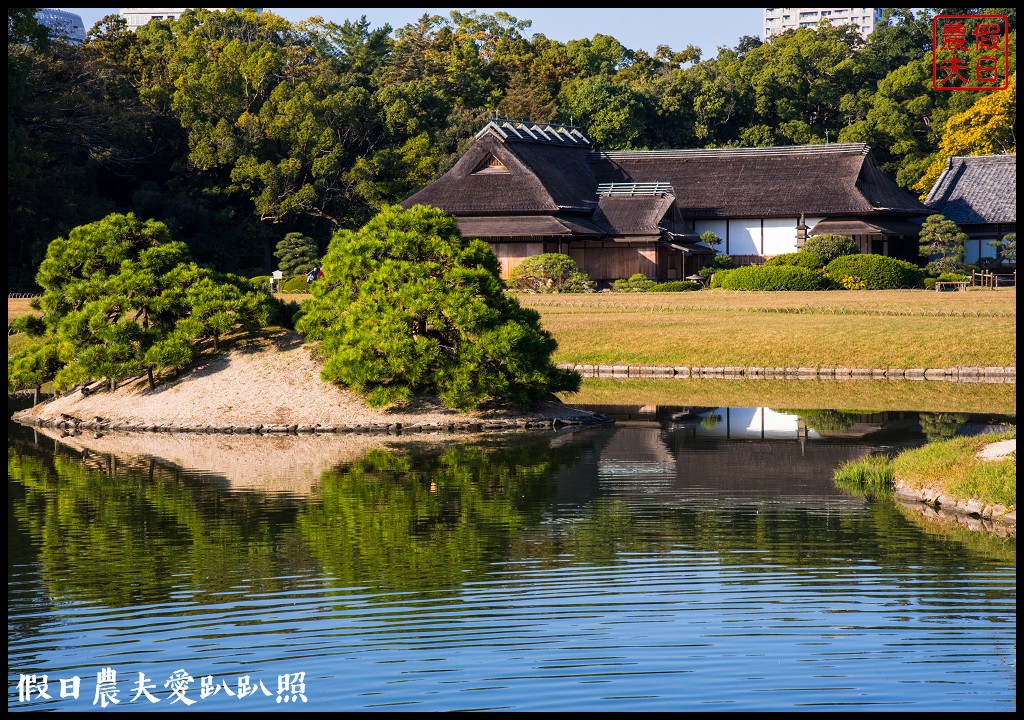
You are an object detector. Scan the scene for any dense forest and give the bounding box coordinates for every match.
[7,7,1017,291]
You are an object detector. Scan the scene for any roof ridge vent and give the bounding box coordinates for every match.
[597,181,674,197]
[478,118,590,145]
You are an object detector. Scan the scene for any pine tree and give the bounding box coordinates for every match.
[918,214,968,275]
[274,232,319,277]
[296,204,580,409]
[8,213,272,395]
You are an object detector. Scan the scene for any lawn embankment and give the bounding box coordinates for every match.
[833,428,1016,517]
[564,378,1017,415]
[517,288,1016,369]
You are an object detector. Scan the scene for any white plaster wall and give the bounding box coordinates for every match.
[729,219,762,256]
[763,218,800,255]
[693,220,729,254]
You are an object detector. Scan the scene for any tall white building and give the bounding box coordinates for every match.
[119,8,262,30]
[763,8,885,40]
[35,8,86,44]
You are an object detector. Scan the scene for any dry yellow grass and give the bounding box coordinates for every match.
[518,288,1016,369]
[561,378,1017,415]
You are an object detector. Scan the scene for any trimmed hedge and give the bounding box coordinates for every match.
[764,251,824,269]
[825,254,925,290]
[280,274,312,293]
[713,265,831,290]
[708,269,735,288]
[613,273,657,292]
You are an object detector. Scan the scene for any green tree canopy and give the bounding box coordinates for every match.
[295,204,580,409]
[8,212,272,395]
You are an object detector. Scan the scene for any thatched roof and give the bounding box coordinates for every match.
[593,194,676,236]
[402,121,597,215]
[592,144,929,218]
[454,214,604,239]
[924,154,1017,225]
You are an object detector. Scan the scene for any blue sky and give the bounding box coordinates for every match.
[59,8,764,60]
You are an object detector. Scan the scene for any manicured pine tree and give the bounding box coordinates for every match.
[8,213,272,395]
[296,204,580,410]
[918,214,968,275]
[274,232,320,277]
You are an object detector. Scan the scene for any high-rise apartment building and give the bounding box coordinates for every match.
[763,8,885,40]
[119,8,262,30]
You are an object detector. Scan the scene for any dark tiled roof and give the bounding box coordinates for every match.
[810,217,924,236]
[591,144,929,218]
[924,154,1017,225]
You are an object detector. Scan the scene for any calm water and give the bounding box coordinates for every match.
[8,403,1016,712]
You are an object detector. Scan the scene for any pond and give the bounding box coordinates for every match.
[7,399,1016,711]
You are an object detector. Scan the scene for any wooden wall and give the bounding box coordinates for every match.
[491,242,544,280]
[570,243,658,281]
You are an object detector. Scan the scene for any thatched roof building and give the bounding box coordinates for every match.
[402,119,929,281]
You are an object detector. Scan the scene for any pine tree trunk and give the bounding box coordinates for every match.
[147,367,155,390]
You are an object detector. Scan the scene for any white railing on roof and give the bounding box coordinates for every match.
[478,118,590,145]
[597,182,674,197]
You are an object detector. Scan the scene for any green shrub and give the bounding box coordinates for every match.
[708,268,735,288]
[250,275,271,289]
[507,253,595,293]
[612,273,657,292]
[699,254,735,278]
[280,274,311,293]
[267,297,302,329]
[936,272,969,283]
[764,251,824,269]
[825,254,925,289]
[713,265,832,291]
[802,234,859,264]
[923,277,937,290]
[650,280,702,292]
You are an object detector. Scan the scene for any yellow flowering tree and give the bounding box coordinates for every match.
[914,72,1017,199]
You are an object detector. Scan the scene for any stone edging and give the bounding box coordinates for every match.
[10,410,613,436]
[894,482,1016,535]
[558,364,1016,383]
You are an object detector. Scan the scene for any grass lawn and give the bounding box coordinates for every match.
[517,288,1017,369]
[563,377,1017,415]
[892,428,1016,509]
